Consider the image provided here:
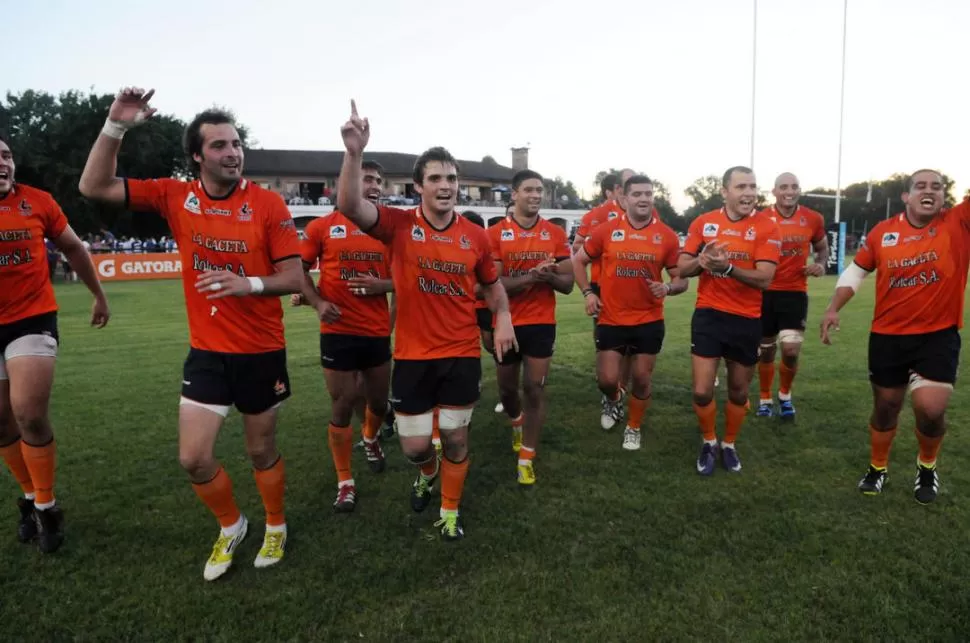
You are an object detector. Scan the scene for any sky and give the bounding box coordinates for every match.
[3,0,968,211]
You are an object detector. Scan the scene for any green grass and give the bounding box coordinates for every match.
[3,276,970,641]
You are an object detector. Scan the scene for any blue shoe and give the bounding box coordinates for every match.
[696,443,718,476]
[721,444,742,472]
[779,399,795,421]
[756,402,773,418]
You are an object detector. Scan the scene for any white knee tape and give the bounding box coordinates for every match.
[438,406,474,431]
[179,396,230,418]
[908,372,954,392]
[778,329,804,344]
[396,411,434,437]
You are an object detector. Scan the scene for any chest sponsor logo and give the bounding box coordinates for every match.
[238,203,253,222]
[411,225,426,242]
[18,199,31,216]
[459,235,472,250]
[608,211,619,220]
[184,192,201,215]
[329,225,347,239]
[500,229,515,242]
[882,232,899,247]
[744,226,756,241]
[703,223,719,237]
[611,229,625,242]
[540,230,550,241]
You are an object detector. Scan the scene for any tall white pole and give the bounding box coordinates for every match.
[834,0,849,223]
[750,0,758,169]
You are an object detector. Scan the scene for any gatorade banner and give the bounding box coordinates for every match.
[825,222,846,275]
[93,253,182,281]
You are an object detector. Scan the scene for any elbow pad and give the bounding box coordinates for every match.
[835,263,869,292]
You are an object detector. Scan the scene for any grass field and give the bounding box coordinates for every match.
[3,276,970,641]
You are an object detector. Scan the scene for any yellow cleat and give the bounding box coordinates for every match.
[517,461,536,486]
[203,516,248,581]
[254,527,287,569]
[512,427,523,453]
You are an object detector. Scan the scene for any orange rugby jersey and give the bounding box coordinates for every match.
[301,212,391,337]
[682,209,781,319]
[854,200,970,335]
[576,200,624,284]
[488,215,571,327]
[0,184,69,325]
[763,205,826,292]
[584,216,681,326]
[369,206,498,360]
[125,178,301,353]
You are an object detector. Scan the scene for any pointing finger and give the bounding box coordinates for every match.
[351,99,358,118]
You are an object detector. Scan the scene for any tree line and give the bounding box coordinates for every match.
[0,89,961,239]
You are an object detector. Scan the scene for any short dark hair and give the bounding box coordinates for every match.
[512,169,543,190]
[722,165,754,187]
[624,174,653,193]
[600,173,619,198]
[907,169,942,191]
[183,109,237,173]
[361,160,385,177]
[505,202,514,214]
[462,210,485,228]
[413,146,459,184]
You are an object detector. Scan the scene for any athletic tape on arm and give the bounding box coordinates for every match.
[836,263,869,292]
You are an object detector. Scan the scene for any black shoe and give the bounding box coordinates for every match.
[410,468,438,513]
[914,464,940,505]
[16,498,37,543]
[382,408,396,440]
[34,505,64,553]
[858,465,888,495]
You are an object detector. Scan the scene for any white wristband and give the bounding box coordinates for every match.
[247,276,265,295]
[101,119,129,140]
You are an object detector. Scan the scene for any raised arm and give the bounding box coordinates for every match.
[79,87,157,205]
[336,100,378,230]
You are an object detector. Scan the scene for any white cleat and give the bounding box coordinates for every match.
[622,427,641,451]
[203,516,248,581]
[494,402,505,413]
[254,524,287,569]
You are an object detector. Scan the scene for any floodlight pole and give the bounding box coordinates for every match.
[834,0,849,223]
[750,0,758,169]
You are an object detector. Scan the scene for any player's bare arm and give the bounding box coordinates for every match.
[820,263,871,344]
[648,266,689,298]
[496,260,539,296]
[678,241,721,278]
[53,225,110,328]
[534,259,575,295]
[804,236,830,277]
[79,87,157,204]
[482,280,518,362]
[570,248,602,317]
[336,100,379,231]
[570,233,587,255]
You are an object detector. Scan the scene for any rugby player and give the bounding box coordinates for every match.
[488,170,573,484]
[678,166,781,475]
[573,175,686,450]
[336,100,516,540]
[80,88,303,579]
[294,160,392,513]
[757,173,828,420]
[821,170,969,504]
[0,136,110,553]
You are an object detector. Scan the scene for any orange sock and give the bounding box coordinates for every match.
[253,457,286,526]
[779,362,797,396]
[869,425,897,469]
[419,454,439,477]
[362,406,382,441]
[758,362,775,401]
[724,401,748,444]
[192,467,242,529]
[432,411,441,444]
[327,423,354,483]
[518,447,535,463]
[915,430,943,468]
[440,457,469,512]
[628,395,649,430]
[0,439,34,496]
[21,440,55,506]
[693,401,717,442]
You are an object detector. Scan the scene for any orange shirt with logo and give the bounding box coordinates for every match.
[854,200,970,335]
[584,216,681,326]
[682,209,781,319]
[576,200,624,284]
[0,185,69,325]
[763,205,826,292]
[126,178,301,354]
[488,216,570,327]
[301,211,391,337]
[369,206,498,360]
